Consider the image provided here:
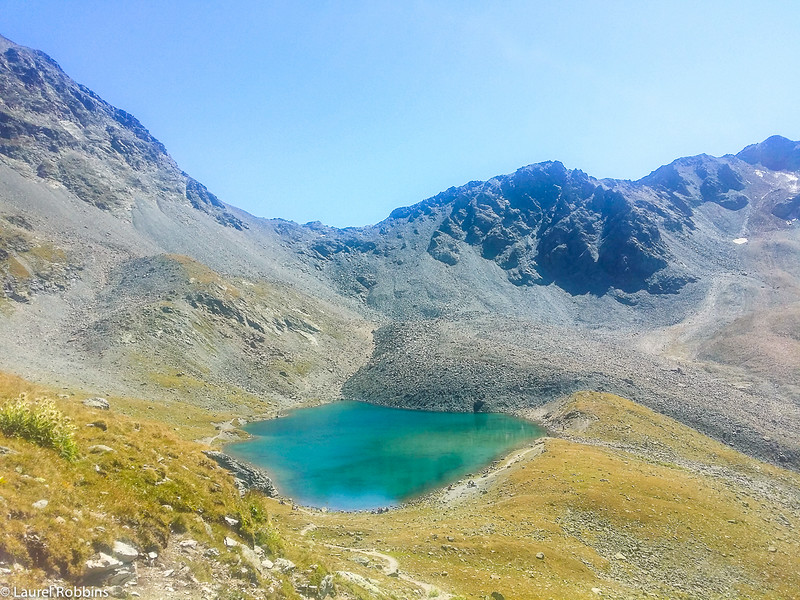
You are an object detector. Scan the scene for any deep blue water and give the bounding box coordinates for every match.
[226,401,543,511]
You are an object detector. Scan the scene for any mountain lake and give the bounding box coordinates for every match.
[226,400,544,511]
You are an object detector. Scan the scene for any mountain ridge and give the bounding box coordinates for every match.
[1,33,799,471]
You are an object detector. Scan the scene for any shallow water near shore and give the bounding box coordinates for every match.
[226,400,543,510]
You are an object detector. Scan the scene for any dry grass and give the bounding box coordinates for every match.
[2,374,798,599]
[277,392,800,600]
[0,372,360,599]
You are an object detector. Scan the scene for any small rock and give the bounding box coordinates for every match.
[274,557,295,573]
[253,545,265,556]
[54,516,66,525]
[614,552,626,560]
[179,539,198,549]
[87,421,108,431]
[204,548,220,558]
[224,516,240,527]
[535,552,545,560]
[0,446,16,455]
[107,564,136,585]
[592,588,602,595]
[32,499,48,509]
[768,546,777,553]
[319,574,335,598]
[261,558,274,570]
[112,540,138,563]
[89,445,114,454]
[83,397,110,410]
[223,536,238,548]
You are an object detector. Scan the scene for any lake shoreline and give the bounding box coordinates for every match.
[223,399,544,512]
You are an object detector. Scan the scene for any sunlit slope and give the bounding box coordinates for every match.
[0,251,374,413]
[1,371,798,599]
[287,392,800,600]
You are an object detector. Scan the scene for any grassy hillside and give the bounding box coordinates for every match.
[282,392,800,600]
[1,373,798,599]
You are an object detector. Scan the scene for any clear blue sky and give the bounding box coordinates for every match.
[2,1,799,227]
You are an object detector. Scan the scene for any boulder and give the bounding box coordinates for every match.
[112,540,138,563]
[85,553,123,578]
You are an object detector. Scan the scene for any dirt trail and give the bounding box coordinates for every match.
[195,420,237,445]
[325,543,452,599]
[299,524,452,598]
[438,441,545,505]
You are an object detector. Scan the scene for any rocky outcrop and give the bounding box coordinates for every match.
[202,450,277,497]
[737,134,800,172]
[0,34,242,227]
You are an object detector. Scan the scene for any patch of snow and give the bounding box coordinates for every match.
[732,238,748,245]
[781,172,799,183]
[754,169,765,177]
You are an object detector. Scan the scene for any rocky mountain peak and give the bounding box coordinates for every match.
[377,159,688,295]
[736,134,800,172]
[0,34,244,228]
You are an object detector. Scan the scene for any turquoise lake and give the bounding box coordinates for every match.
[226,401,543,511]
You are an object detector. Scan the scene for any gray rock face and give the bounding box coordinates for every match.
[737,134,800,172]
[0,35,243,229]
[417,162,681,294]
[202,451,277,497]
